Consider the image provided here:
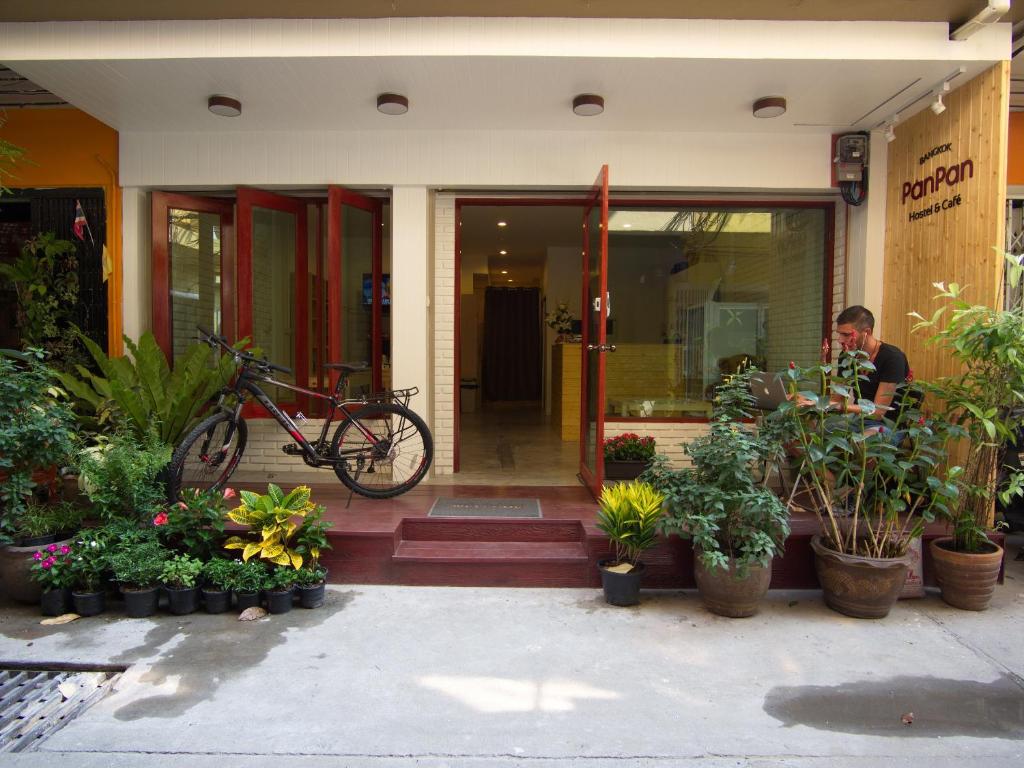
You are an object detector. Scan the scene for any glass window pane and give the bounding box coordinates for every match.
[604,206,826,419]
[340,204,374,395]
[381,202,392,391]
[251,206,296,399]
[170,209,221,360]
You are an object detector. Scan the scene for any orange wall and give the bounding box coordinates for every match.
[0,108,122,353]
[1009,113,1024,186]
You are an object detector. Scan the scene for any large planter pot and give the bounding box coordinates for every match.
[202,588,232,614]
[598,560,646,606]
[929,536,1004,611]
[122,586,159,618]
[603,460,650,482]
[71,590,106,616]
[235,590,261,611]
[40,587,72,616]
[810,535,910,619]
[165,586,200,615]
[693,555,772,618]
[265,589,294,615]
[0,536,73,604]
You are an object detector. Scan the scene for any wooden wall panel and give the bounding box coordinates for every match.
[883,61,1009,386]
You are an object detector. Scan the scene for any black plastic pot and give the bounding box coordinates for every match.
[122,586,159,618]
[16,534,57,548]
[265,589,294,615]
[165,586,200,615]
[40,587,71,616]
[598,560,646,606]
[71,590,106,616]
[202,588,232,614]
[297,582,326,609]
[235,590,261,611]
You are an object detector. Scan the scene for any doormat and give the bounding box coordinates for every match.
[427,498,542,518]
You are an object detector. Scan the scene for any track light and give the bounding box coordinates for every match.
[884,123,896,143]
[950,0,1010,41]
[930,95,946,115]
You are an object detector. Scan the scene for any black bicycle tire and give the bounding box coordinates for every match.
[329,402,433,499]
[167,412,248,501]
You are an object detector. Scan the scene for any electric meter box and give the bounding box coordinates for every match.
[835,133,869,183]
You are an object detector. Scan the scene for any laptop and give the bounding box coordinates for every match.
[749,372,788,411]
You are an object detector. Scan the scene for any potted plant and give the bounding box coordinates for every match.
[264,567,297,615]
[293,503,332,608]
[77,429,171,523]
[603,433,657,482]
[646,371,790,617]
[158,487,231,560]
[544,301,576,342]
[29,541,76,616]
[910,253,1024,610]
[779,353,961,618]
[109,537,169,618]
[594,480,664,606]
[223,484,319,569]
[0,501,81,604]
[69,527,111,616]
[233,559,268,610]
[200,558,237,614]
[159,554,203,615]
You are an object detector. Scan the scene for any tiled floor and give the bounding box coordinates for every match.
[446,403,581,486]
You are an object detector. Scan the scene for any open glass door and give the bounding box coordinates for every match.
[579,165,610,497]
[236,188,308,412]
[326,188,384,396]
[151,193,235,361]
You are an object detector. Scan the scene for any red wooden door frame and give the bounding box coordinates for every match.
[151,192,235,360]
[236,188,309,413]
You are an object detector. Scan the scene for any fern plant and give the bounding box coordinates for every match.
[56,330,241,446]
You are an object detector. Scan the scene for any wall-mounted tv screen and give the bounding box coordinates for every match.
[362,273,391,306]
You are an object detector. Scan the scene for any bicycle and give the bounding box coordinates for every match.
[167,328,433,501]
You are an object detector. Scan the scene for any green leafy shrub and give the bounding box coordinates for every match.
[292,566,327,587]
[157,487,230,559]
[70,527,112,593]
[266,566,298,593]
[159,554,203,590]
[29,541,76,591]
[11,501,83,541]
[201,558,239,592]
[233,559,268,593]
[77,429,171,521]
[109,540,170,590]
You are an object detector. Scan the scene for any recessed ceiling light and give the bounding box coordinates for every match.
[752,96,787,119]
[501,270,508,274]
[573,94,604,117]
[208,95,242,117]
[499,250,507,255]
[623,223,632,229]
[377,93,409,115]
[507,279,513,283]
[497,221,507,227]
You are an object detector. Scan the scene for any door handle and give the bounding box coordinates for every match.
[587,344,617,352]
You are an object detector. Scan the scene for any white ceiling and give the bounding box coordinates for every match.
[7,55,993,134]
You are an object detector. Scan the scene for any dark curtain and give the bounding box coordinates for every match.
[30,189,108,352]
[482,287,542,401]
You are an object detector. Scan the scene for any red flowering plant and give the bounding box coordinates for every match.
[603,433,657,463]
[155,487,232,560]
[29,542,76,591]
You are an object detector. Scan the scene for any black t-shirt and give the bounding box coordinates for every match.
[843,341,910,417]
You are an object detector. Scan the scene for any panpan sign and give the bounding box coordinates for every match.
[901,143,975,222]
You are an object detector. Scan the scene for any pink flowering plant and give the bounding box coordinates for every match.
[603,433,656,463]
[29,542,75,591]
[157,487,231,560]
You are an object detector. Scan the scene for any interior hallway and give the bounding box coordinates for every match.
[443,403,580,486]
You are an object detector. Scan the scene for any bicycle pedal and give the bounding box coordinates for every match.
[282,443,304,456]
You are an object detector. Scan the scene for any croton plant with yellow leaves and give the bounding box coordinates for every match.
[223,484,331,570]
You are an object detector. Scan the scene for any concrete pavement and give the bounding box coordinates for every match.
[0,536,1022,767]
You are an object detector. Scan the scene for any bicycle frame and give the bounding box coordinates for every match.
[221,367,385,469]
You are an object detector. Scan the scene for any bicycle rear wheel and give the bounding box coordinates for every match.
[330,402,433,499]
[167,412,248,500]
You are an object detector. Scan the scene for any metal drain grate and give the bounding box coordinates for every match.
[0,665,123,752]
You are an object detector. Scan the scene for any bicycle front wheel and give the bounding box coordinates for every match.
[168,412,248,500]
[330,403,433,499]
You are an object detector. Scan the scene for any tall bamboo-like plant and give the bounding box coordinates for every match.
[910,252,1024,552]
[56,331,240,447]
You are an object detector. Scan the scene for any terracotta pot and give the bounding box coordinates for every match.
[598,560,646,606]
[693,555,772,618]
[929,536,1004,611]
[810,535,910,619]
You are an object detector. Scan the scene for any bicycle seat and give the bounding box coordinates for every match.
[324,361,369,374]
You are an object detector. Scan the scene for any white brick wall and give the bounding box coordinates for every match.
[433,195,457,475]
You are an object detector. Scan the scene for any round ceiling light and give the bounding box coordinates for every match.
[752,96,787,119]
[208,95,242,118]
[377,93,409,115]
[573,94,604,117]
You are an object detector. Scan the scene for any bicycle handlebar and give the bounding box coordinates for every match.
[196,326,293,375]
